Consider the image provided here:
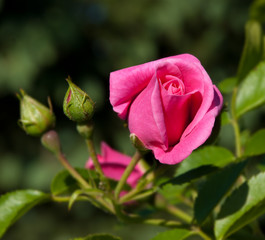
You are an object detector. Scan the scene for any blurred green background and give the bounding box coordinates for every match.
[0,0,255,239]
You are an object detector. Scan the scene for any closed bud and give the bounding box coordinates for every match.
[17,89,56,137]
[41,130,61,154]
[63,76,95,124]
[130,133,149,153]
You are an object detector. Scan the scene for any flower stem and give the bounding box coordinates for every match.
[114,205,185,228]
[165,204,192,223]
[114,151,142,200]
[231,88,242,158]
[85,139,104,176]
[140,218,185,228]
[192,226,212,240]
[85,138,111,193]
[56,152,91,189]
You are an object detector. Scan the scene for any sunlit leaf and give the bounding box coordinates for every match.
[176,146,235,176]
[158,183,188,204]
[0,190,48,238]
[236,61,265,118]
[215,172,265,240]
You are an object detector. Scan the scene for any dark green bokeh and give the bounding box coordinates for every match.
[0,0,254,239]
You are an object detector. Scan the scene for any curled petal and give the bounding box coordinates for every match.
[152,86,223,164]
[110,54,202,119]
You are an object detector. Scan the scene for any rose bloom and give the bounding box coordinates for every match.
[110,54,223,165]
[85,142,144,189]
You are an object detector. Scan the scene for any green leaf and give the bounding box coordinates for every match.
[227,226,265,240]
[215,171,265,240]
[243,129,265,157]
[51,168,97,195]
[194,161,246,224]
[218,77,237,94]
[158,183,188,204]
[176,146,235,176]
[164,165,219,186]
[68,190,84,210]
[150,229,192,240]
[0,190,48,238]
[237,20,263,83]
[236,61,265,118]
[71,233,121,240]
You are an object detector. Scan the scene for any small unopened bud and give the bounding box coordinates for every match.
[76,123,94,139]
[63,76,95,124]
[41,130,61,154]
[130,133,149,153]
[17,89,56,137]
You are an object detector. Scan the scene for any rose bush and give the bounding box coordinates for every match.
[110,54,223,164]
[85,142,144,188]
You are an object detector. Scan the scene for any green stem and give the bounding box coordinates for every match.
[114,151,142,200]
[165,204,192,223]
[114,206,185,228]
[192,226,212,240]
[85,139,104,176]
[140,218,185,228]
[51,195,89,203]
[56,152,91,189]
[231,88,242,158]
[120,187,156,203]
[85,138,111,194]
[51,195,70,202]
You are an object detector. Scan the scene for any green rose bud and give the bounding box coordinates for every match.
[63,76,95,123]
[17,89,56,137]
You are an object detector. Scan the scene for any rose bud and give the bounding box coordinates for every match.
[130,133,149,153]
[41,130,61,154]
[63,76,95,124]
[17,89,56,137]
[110,54,223,165]
[85,142,145,194]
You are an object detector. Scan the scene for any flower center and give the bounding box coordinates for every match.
[162,75,185,95]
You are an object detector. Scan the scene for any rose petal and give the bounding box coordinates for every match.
[180,64,214,139]
[152,86,223,164]
[128,74,168,150]
[161,86,201,146]
[110,54,202,119]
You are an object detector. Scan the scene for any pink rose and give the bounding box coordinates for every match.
[85,142,144,188]
[109,54,223,165]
